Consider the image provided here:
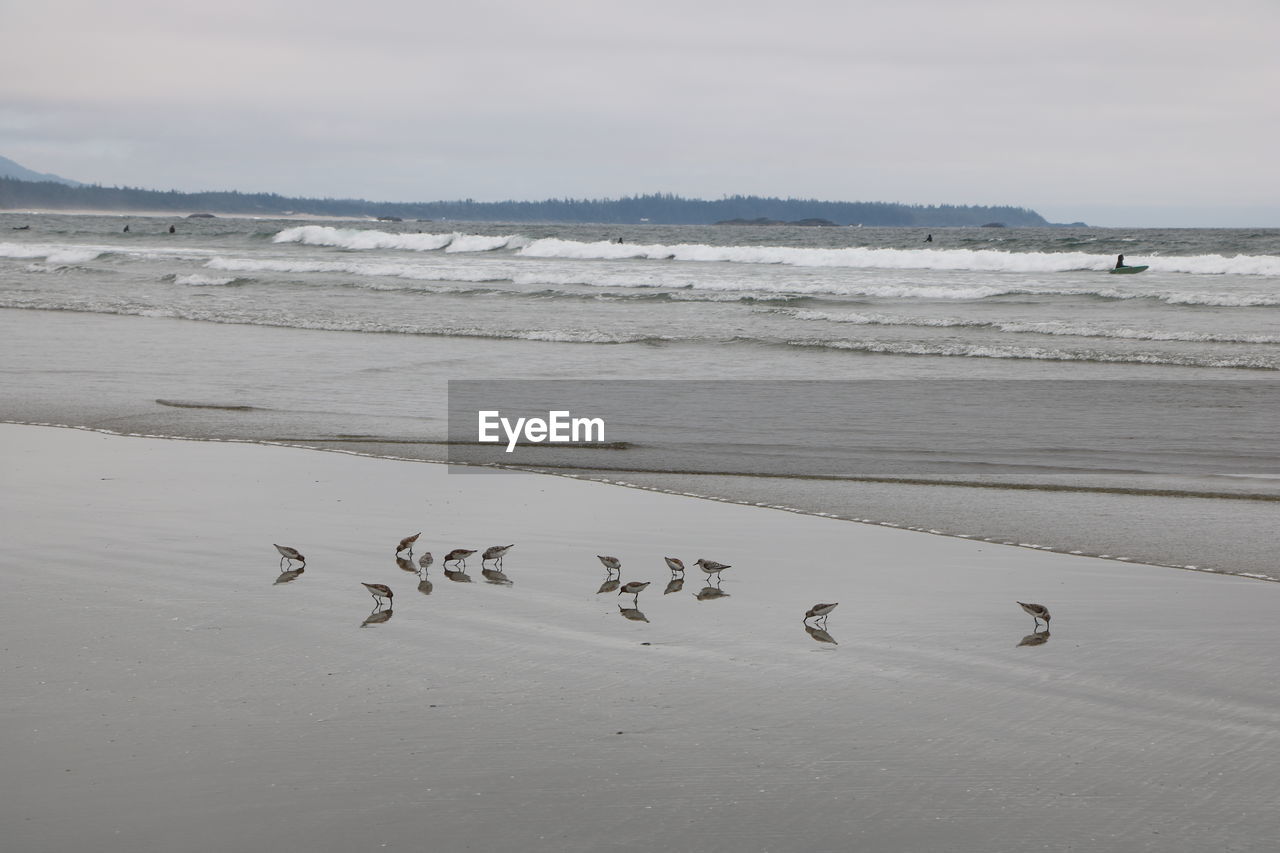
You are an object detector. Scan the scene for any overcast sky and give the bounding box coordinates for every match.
[3,0,1277,226]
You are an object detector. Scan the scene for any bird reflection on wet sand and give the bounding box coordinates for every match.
[619,605,649,622]
[804,623,838,645]
[664,577,684,595]
[273,567,305,585]
[444,567,473,583]
[694,574,729,601]
[482,568,513,586]
[361,605,394,628]
[396,556,417,573]
[597,576,621,594]
[1018,629,1051,647]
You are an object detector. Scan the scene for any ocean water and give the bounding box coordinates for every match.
[2,213,1278,577]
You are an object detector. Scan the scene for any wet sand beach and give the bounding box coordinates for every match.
[3,424,1279,852]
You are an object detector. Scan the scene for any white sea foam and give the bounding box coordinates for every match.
[0,243,103,264]
[272,225,522,253]
[174,274,238,287]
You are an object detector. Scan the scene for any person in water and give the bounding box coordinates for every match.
[1115,254,1126,269]
[925,234,933,243]
[169,225,176,234]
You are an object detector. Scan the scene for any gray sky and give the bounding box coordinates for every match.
[3,0,1277,226]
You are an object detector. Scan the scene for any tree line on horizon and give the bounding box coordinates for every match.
[0,177,1051,227]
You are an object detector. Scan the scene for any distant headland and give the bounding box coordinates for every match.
[0,155,1063,226]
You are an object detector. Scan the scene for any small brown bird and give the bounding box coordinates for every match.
[362,582,393,605]
[396,533,421,555]
[482,544,514,568]
[664,557,685,574]
[804,602,839,624]
[598,555,621,572]
[418,552,433,570]
[618,580,650,602]
[1017,601,1051,629]
[274,544,305,568]
[443,548,476,567]
[694,558,731,579]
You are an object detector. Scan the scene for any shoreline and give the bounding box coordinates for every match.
[7,418,1274,585]
[5,422,1280,852]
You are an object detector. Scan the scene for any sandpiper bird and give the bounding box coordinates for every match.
[804,602,839,625]
[694,558,731,580]
[598,555,621,572]
[274,544,305,568]
[664,557,685,574]
[482,544,514,568]
[418,552,433,571]
[618,580,650,602]
[396,533,421,555]
[1017,601,1051,629]
[444,548,476,568]
[362,582,394,606]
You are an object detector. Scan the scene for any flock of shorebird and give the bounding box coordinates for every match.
[272,540,1052,642]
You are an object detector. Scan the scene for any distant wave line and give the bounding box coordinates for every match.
[773,308,1280,344]
[472,461,1280,503]
[264,228,1280,276]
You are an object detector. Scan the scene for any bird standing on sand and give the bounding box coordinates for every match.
[598,555,621,572]
[396,533,421,556]
[274,544,305,568]
[664,557,685,574]
[694,558,731,580]
[1017,601,1051,629]
[619,580,650,603]
[482,544,514,568]
[804,602,838,626]
[362,582,394,605]
[418,552,433,570]
[444,548,476,567]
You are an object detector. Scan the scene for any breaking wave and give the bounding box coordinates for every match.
[272,225,527,253]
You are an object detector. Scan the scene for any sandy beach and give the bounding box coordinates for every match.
[3,423,1279,852]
